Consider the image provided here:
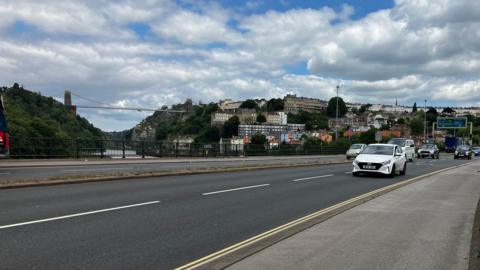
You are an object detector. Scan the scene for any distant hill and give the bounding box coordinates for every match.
[1,83,104,140]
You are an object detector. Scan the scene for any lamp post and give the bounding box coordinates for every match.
[335,85,339,140]
[424,99,427,143]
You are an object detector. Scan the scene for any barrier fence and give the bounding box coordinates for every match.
[8,136,348,159]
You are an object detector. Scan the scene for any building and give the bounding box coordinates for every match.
[266,112,287,125]
[218,99,243,112]
[283,94,327,114]
[328,112,364,130]
[211,112,234,125]
[238,124,305,138]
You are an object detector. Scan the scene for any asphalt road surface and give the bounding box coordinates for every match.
[0,156,472,269]
[0,155,346,182]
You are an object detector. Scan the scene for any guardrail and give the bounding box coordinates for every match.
[8,136,348,159]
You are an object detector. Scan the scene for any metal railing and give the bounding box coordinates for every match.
[8,136,348,159]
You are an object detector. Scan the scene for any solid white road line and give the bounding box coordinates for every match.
[202,184,270,196]
[292,174,334,182]
[0,201,160,230]
[62,167,134,172]
[0,172,11,175]
[345,171,352,174]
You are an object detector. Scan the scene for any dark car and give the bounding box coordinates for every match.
[454,145,473,160]
[417,144,439,159]
[472,147,480,156]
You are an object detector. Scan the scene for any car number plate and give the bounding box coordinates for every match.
[363,165,376,169]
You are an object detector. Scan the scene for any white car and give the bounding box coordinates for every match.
[387,138,416,162]
[346,143,367,159]
[352,144,407,177]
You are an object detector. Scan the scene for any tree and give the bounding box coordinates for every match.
[223,115,240,138]
[397,118,406,124]
[240,99,259,110]
[359,103,371,114]
[250,132,267,145]
[412,102,417,113]
[426,107,438,125]
[326,97,347,118]
[256,114,266,123]
[410,118,424,135]
[351,107,359,115]
[155,124,168,141]
[266,98,284,111]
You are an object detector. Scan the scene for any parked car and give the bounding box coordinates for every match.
[454,145,473,160]
[472,147,480,156]
[387,138,415,162]
[352,144,407,177]
[417,144,439,159]
[346,143,367,159]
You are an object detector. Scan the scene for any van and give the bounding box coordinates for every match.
[387,138,415,162]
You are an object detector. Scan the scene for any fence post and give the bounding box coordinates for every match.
[141,140,145,159]
[122,140,126,159]
[75,139,79,159]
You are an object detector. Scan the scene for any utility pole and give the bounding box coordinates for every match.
[335,85,339,140]
[424,99,427,143]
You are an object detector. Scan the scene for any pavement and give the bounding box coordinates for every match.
[227,160,480,270]
[0,156,470,269]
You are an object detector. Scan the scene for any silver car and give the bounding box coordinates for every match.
[346,143,367,160]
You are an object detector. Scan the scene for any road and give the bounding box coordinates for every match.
[0,155,346,182]
[0,156,471,269]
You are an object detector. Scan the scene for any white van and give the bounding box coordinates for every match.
[387,138,416,162]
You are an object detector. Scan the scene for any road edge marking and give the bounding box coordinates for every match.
[292,174,333,182]
[176,161,475,270]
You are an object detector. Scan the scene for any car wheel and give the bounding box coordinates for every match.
[400,162,406,175]
[353,172,360,177]
[389,165,395,178]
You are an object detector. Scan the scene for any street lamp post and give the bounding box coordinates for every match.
[424,99,427,143]
[335,85,339,140]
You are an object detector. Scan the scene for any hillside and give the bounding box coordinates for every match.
[2,83,104,140]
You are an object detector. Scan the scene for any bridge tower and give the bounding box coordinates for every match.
[64,90,77,116]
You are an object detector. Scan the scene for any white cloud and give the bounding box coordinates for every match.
[0,0,479,131]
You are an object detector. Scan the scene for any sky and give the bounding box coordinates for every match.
[1,0,480,131]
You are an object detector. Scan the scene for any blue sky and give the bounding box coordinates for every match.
[1,0,479,130]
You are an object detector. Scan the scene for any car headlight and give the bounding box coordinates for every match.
[455,151,458,155]
[380,160,391,166]
[353,159,359,165]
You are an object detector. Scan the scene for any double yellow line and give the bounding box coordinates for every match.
[176,162,473,270]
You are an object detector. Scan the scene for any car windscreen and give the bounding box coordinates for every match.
[362,145,394,155]
[350,144,363,149]
[387,139,406,147]
[457,146,470,151]
[422,144,435,149]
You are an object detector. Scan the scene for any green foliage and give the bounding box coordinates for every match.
[328,137,352,148]
[266,98,284,112]
[397,118,406,124]
[409,117,424,135]
[304,137,323,147]
[426,107,438,124]
[359,103,371,114]
[256,114,266,123]
[412,102,417,112]
[195,126,220,143]
[250,132,267,145]
[240,99,259,110]
[3,85,104,140]
[287,110,328,131]
[224,115,240,138]
[326,97,347,118]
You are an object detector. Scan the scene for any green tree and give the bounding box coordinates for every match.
[410,118,424,135]
[240,99,259,110]
[326,97,347,118]
[397,118,406,124]
[250,132,267,145]
[256,114,266,123]
[412,102,417,112]
[223,116,240,138]
[426,107,438,125]
[266,98,284,111]
[359,103,371,114]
